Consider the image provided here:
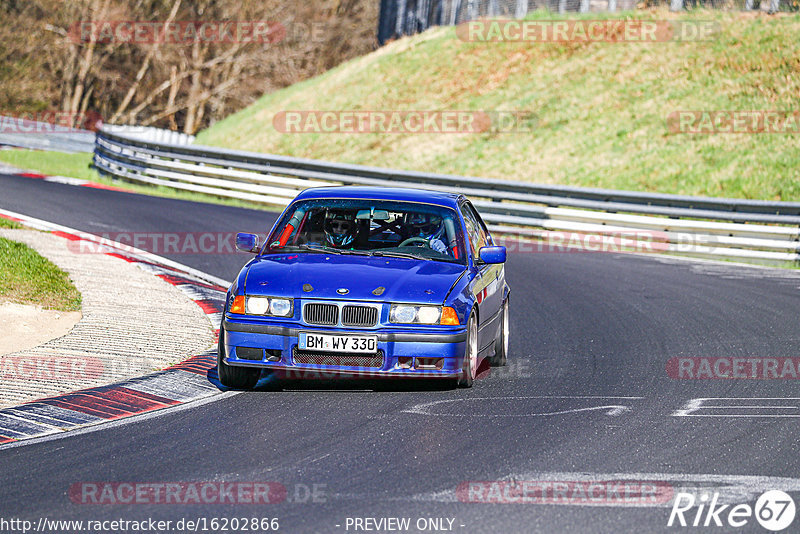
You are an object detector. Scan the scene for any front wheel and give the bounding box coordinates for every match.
[457,313,478,388]
[217,321,261,389]
[489,298,509,367]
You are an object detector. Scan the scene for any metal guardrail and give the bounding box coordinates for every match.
[0,115,96,153]
[93,126,800,265]
[102,125,195,146]
[0,118,194,154]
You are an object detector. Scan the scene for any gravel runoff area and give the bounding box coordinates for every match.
[0,229,216,408]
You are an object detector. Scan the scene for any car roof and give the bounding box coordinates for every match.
[293,186,464,209]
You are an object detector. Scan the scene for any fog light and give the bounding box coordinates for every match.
[415,357,444,370]
[397,357,413,369]
[236,347,263,360]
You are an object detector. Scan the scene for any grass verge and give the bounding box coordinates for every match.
[198,9,800,201]
[0,237,82,311]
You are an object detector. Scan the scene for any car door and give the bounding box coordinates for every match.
[470,202,505,319]
[461,201,502,351]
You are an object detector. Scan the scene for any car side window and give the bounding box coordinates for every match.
[469,203,493,247]
[461,203,487,256]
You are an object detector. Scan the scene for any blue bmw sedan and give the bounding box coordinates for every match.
[218,186,509,388]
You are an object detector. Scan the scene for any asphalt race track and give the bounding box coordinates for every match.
[2,172,800,533]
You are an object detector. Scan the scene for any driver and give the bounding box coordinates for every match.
[323,210,357,248]
[405,213,447,253]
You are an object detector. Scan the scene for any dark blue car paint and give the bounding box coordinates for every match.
[222,187,509,379]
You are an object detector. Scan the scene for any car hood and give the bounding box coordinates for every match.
[244,253,465,304]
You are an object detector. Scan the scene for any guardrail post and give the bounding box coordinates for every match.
[579,0,590,12]
[515,0,529,17]
[607,0,617,12]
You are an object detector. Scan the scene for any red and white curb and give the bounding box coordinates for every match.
[0,162,129,192]
[0,209,231,447]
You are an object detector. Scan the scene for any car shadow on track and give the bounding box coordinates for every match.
[204,353,495,392]
[204,360,486,393]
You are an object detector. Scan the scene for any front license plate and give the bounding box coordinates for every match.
[298,332,377,353]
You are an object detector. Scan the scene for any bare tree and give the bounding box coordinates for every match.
[0,0,378,133]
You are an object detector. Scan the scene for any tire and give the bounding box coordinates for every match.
[489,298,509,367]
[457,313,478,388]
[217,321,261,389]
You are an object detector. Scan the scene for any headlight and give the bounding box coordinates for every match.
[246,297,270,315]
[269,298,292,317]
[390,305,458,325]
[243,296,293,317]
[416,306,441,324]
[391,305,418,323]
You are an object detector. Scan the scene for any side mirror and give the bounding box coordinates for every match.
[478,246,506,264]
[236,233,260,253]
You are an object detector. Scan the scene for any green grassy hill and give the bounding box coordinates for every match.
[197,9,800,201]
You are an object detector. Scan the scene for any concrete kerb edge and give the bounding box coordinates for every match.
[0,208,232,446]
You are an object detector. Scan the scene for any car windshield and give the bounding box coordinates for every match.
[264,198,466,264]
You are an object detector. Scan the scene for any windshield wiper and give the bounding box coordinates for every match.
[294,244,342,254]
[294,245,375,256]
[283,244,425,259]
[339,249,374,256]
[371,250,431,260]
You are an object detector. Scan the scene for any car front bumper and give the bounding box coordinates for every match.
[222,317,467,379]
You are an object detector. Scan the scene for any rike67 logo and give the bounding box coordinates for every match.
[668,490,795,531]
